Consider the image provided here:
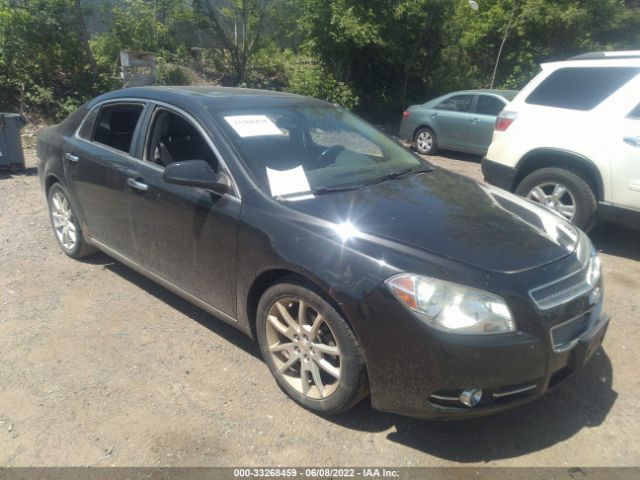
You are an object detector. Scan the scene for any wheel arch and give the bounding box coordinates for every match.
[514,148,604,201]
[413,124,436,140]
[245,268,353,340]
[45,173,63,195]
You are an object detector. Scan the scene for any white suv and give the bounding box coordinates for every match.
[482,51,640,230]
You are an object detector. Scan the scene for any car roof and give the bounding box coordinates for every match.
[88,86,329,111]
[428,89,519,103]
[569,51,640,61]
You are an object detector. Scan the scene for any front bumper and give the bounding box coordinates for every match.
[481,158,517,192]
[354,287,609,420]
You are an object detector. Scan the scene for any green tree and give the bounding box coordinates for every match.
[194,0,268,84]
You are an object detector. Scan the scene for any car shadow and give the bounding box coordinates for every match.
[0,166,38,179]
[433,150,484,164]
[590,222,640,262]
[81,253,261,360]
[327,348,616,462]
[80,255,616,462]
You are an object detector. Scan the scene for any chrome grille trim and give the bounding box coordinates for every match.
[492,384,537,398]
[529,265,592,310]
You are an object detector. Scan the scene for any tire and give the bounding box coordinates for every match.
[414,127,438,155]
[515,167,597,231]
[47,183,97,259]
[256,279,368,415]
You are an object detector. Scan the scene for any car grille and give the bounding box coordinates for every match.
[529,267,592,310]
[550,314,590,352]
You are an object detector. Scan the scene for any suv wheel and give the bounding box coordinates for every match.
[515,167,597,231]
[256,279,368,415]
[414,128,438,155]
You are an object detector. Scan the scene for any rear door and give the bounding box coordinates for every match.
[611,102,640,209]
[431,94,476,148]
[124,104,241,317]
[467,94,506,153]
[64,101,146,257]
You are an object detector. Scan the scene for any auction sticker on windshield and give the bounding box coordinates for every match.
[224,115,283,137]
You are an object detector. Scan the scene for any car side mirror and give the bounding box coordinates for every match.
[163,160,232,195]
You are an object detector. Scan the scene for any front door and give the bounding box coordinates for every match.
[611,103,640,210]
[64,102,145,257]
[431,94,476,149]
[125,106,241,317]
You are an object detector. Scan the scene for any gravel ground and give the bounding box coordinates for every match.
[0,145,639,467]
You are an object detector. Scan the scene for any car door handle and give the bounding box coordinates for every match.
[623,136,640,148]
[64,153,79,163]
[471,117,479,123]
[431,113,438,118]
[127,178,149,192]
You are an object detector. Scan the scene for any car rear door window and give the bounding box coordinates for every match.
[77,107,99,140]
[475,95,506,116]
[526,67,640,111]
[92,104,144,153]
[434,95,475,113]
[628,103,640,120]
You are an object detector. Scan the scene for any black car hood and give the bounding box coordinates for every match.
[283,169,579,274]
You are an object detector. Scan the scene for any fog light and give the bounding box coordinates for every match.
[459,388,482,407]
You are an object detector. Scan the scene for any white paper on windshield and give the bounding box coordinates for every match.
[266,166,311,197]
[224,115,282,137]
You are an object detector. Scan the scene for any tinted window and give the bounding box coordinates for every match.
[78,107,99,140]
[435,95,475,113]
[92,104,144,153]
[145,109,217,168]
[475,95,506,116]
[629,103,640,120]
[526,67,640,111]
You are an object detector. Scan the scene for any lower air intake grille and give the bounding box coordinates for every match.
[550,315,590,351]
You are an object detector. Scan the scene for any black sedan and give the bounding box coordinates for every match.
[37,86,609,419]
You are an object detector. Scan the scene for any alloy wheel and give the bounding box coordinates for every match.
[50,191,78,251]
[265,298,341,400]
[526,182,576,221]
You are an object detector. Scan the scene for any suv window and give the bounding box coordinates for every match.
[629,103,640,120]
[92,104,144,153]
[475,95,506,116]
[435,94,475,113]
[145,109,217,169]
[526,67,640,111]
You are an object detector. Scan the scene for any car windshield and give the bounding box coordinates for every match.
[212,104,429,197]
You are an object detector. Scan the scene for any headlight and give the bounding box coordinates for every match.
[386,274,516,334]
[587,248,601,287]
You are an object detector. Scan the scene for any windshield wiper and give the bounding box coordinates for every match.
[276,184,362,199]
[365,166,433,186]
[311,184,364,195]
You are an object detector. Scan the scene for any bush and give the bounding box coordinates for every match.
[157,60,192,86]
[285,56,359,109]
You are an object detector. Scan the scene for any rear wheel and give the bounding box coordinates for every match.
[47,183,97,258]
[414,128,438,155]
[256,280,368,415]
[515,167,597,231]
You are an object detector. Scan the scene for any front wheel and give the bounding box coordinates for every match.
[515,167,597,231]
[256,280,368,415]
